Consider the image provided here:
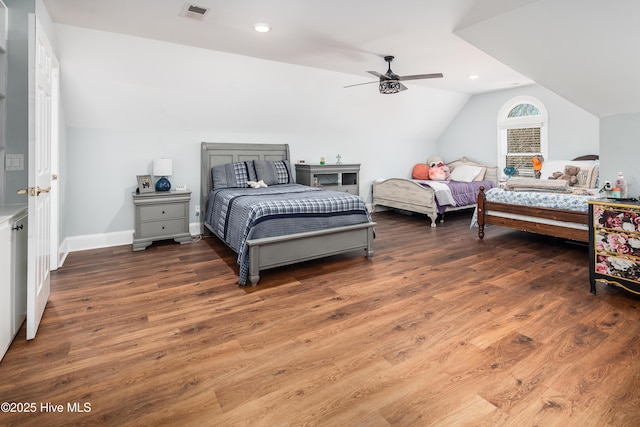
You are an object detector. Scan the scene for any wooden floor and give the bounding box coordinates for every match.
[1,210,640,426]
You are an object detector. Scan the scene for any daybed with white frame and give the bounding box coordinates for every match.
[372,157,498,227]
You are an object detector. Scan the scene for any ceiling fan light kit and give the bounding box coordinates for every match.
[345,55,443,94]
[379,80,402,94]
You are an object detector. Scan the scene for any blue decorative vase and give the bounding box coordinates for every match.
[155,177,171,191]
[503,166,517,178]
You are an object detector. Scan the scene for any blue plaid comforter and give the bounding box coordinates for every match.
[206,184,372,285]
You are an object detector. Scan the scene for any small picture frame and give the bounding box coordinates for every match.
[136,175,154,193]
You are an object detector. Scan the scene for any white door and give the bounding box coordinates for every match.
[25,15,56,340]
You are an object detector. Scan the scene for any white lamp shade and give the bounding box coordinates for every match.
[153,158,173,176]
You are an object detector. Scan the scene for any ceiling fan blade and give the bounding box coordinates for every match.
[398,73,444,81]
[399,83,408,91]
[344,81,379,88]
[367,71,391,80]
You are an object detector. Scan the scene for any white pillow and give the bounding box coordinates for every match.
[450,165,483,182]
[473,166,487,181]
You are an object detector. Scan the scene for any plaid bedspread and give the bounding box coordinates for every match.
[206,184,372,284]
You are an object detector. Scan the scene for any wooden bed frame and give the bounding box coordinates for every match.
[200,142,375,285]
[476,187,590,242]
[372,157,498,227]
[476,155,599,243]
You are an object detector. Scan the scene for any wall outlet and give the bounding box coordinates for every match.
[195,205,200,217]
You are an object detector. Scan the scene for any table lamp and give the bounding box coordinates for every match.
[153,158,172,191]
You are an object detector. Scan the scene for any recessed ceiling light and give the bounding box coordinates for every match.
[468,74,479,80]
[254,23,271,33]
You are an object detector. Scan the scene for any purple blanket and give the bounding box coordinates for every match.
[424,180,495,214]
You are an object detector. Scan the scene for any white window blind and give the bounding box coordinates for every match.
[497,97,548,178]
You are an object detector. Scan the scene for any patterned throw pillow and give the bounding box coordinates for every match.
[254,160,292,185]
[212,161,257,190]
[575,165,599,188]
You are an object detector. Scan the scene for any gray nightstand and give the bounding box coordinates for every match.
[132,190,192,251]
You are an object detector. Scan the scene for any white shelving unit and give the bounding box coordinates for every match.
[295,163,361,195]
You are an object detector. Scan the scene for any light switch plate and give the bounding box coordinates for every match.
[5,154,24,171]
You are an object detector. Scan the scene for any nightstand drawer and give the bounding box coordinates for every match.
[589,199,640,295]
[338,185,358,195]
[139,203,185,221]
[140,219,186,238]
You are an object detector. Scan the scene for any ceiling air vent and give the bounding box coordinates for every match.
[179,3,210,21]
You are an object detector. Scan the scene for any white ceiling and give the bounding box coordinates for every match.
[455,0,640,118]
[42,0,639,117]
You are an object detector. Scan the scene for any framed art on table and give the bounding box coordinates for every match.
[136,175,154,193]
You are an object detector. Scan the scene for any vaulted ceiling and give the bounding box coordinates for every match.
[43,0,639,117]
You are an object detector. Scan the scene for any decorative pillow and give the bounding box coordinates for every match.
[575,165,599,188]
[449,165,484,183]
[473,166,487,181]
[254,160,292,185]
[412,163,430,180]
[212,161,257,190]
[483,166,499,184]
[446,157,489,181]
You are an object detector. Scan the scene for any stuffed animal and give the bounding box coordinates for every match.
[548,165,580,186]
[427,156,443,168]
[532,155,544,179]
[428,162,450,181]
[247,180,268,188]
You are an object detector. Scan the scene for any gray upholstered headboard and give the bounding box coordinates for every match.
[200,142,291,230]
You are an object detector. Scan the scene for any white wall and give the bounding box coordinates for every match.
[436,84,599,166]
[600,113,640,197]
[55,24,470,241]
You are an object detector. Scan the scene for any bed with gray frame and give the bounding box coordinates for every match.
[200,142,375,285]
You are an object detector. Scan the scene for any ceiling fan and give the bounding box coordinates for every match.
[345,55,443,94]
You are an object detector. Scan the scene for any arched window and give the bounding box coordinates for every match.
[497,96,548,178]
